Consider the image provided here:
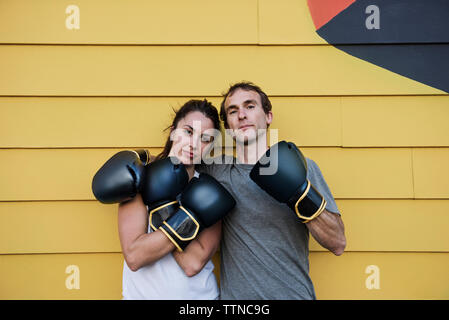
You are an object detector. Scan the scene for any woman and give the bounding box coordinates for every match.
[118,99,223,300]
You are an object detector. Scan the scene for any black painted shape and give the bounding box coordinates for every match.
[317,0,449,44]
[333,44,449,93]
[314,0,449,93]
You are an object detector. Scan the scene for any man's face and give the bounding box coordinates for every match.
[224,88,273,144]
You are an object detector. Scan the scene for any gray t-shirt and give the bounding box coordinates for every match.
[197,156,340,300]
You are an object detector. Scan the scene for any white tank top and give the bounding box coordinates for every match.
[122,171,219,300]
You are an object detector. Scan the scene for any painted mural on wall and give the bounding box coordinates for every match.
[307,0,449,93]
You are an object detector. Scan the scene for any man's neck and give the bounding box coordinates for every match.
[235,136,268,165]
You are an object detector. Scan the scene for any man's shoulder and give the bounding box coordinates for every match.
[305,157,325,180]
[305,157,319,171]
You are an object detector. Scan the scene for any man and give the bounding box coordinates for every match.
[198,82,346,299]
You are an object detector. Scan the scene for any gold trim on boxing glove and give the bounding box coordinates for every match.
[302,198,327,224]
[143,149,151,165]
[149,200,179,231]
[294,180,327,223]
[130,149,141,159]
[159,226,183,252]
[161,206,200,240]
[130,149,151,165]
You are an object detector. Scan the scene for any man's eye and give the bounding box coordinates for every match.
[229,110,237,115]
[247,105,255,109]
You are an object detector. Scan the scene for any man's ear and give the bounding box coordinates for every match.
[266,111,273,126]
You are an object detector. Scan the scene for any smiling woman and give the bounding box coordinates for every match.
[169,112,217,165]
[114,99,229,300]
[156,99,221,166]
[89,99,234,300]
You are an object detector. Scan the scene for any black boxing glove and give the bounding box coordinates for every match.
[140,157,189,231]
[250,141,327,223]
[159,173,236,251]
[92,149,150,204]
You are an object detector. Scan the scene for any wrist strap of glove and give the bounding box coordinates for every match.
[148,200,180,231]
[159,206,201,252]
[287,180,327,223]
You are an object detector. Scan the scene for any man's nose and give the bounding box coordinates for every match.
[238,108,247,119]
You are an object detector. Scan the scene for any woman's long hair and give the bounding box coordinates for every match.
[154,99,221,161]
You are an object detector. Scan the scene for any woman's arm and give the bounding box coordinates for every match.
[118,194,175,271]
[172,221,222,277]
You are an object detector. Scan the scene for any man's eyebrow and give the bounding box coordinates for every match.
[226,105,238,111]
[226,99,257,111]
[243,99,257,105]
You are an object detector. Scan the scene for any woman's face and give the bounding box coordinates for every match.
[169,111,216,166]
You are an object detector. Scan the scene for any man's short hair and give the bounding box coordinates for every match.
[220,81,272,128]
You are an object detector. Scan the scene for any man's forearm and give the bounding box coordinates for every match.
[306,210,346,256]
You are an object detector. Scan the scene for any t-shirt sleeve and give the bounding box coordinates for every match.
[306,158,340,215]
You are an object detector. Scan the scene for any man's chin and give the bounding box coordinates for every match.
[235,132,260,145]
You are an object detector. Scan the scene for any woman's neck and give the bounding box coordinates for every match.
[185,164,195,180]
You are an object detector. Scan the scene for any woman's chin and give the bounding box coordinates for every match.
[177,156,194,166]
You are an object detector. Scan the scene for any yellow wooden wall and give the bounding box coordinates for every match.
[1,0,448,299]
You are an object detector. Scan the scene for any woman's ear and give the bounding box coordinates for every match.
[168,125,175,138]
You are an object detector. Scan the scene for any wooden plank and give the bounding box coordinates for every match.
[0,96,341,148]
[0,0,257,44]
[3,0,447,46]
[302,147,414,199]
[0,148,416,201]
[0,45,442,96]
[1,252,447,299]
[258,0,325,44]
[342,96,449,147]
[0,201,121,254]
[0,148,163,201]
[3,95,448,149]
[0,253,124,299]
[271,97,341,146]
[413,148,449,198]
[310,200,449,252]
[310,252,449,299]
[2,200,448,254]
[260,0,449,45]
[0,97,198,148]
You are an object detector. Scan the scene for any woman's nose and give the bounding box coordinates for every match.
[191,135,200,149]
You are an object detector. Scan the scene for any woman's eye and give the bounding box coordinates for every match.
[184,129,193,135]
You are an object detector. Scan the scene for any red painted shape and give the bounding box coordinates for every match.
[307,0,356,30]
